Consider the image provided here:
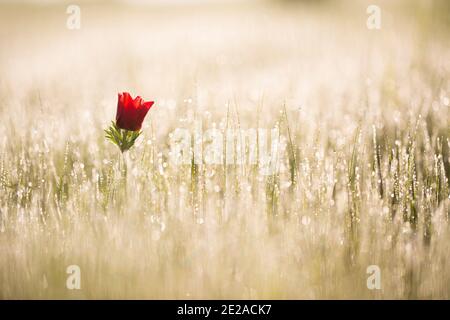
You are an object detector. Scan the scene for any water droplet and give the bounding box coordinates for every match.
[301,216,311,226]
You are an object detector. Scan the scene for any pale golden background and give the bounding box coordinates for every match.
[0,0,449,298]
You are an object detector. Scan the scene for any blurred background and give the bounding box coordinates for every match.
[0,0,449,299]
[1,0,449,138]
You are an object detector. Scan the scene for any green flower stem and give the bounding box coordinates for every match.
[119,150,127,178]
[106,122,141,210]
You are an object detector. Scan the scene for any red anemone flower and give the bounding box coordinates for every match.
[116,92,154,131]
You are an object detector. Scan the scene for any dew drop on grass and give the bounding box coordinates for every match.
[281,181,292,189]
[301,216,311,226]
[443,96,450,107]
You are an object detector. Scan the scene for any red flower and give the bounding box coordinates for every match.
[116,92,154,131]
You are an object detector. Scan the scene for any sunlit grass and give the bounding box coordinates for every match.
[0,1,449,299]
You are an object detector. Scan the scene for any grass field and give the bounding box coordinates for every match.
[0,0,449,299]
